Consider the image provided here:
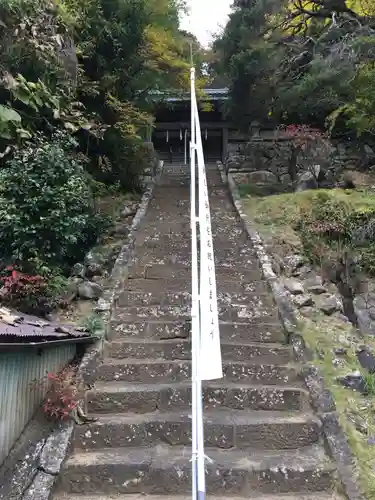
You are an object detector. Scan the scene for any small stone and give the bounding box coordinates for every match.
[94,299,111,312]
[334,347,347,356]
[110,224,129,237]
[292,264,313,277]
[320,295,342,315]
[357,348,375,374]
[332,358,344,367]
[284,278,304,295]
[293,294,314,308]
[121,206,136,218]
[284,254,304,273]
[316,349,325,360]
[337,371,366,394]
[367,436,375,445]
[86,263,103,278]
[71,262,85,278]
[78,281,103,300]
[347,411,368,434]
[338,334,352,347]
[307,283,327,295]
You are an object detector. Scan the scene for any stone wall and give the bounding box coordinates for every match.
[225,132,375,188]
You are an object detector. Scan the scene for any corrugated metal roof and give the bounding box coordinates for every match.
[0,307,89,341]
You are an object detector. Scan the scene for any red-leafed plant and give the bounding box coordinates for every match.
[0,265,49,313]
[33,366,79,421]
[278,124,333,182]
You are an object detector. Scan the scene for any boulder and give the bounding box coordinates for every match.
[319,295,342,315]
[71,263,86,279]
[246,170,278,184]
[293,294,314,308]
[86,263,103,278]
[78,281,103,300]
[295,166,320,192]
[284,278,304,295]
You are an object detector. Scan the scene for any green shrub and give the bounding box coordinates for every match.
[0,132,107,274]
[295,192,375,274]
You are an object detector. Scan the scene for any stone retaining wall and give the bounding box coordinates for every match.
[226,133,375,187]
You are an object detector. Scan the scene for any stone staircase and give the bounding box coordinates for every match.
[53,165,344,500]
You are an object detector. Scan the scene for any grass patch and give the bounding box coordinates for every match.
[301,314,375,498]
[240,180,375,497]
[243,188,375,230]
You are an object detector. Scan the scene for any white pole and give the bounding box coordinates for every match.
[190,66,199,500]
[194,98,206,500]
[184,129,188,165]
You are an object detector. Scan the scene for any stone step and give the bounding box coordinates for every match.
[97,359,300,385]
[87,380,309,414]
[73,409,321,451]
[113,303,277,324]
[135,240,252,254]
[135,232,250,247]
[116,289,274,308]
[54,493,345,500]
[111,320,284,343]
[127,265,262,282]
[55,444,335,496]
[125,277,269,294]
[105,339,293,364]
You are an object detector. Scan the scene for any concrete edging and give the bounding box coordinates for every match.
[21,162,164,500]
[217,162,361,500]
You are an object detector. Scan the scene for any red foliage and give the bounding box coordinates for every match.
[33,366,78,421]
[280,124,330,151]
[0,265,48,307]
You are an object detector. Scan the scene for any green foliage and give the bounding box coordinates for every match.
[0,133,105,273]
[295,191,375,274]
[0,0,191,294]
[213,0,375,135]
[81,312,105,337]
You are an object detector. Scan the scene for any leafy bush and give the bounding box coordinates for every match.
[0,132,106,274]
[295,192,375,275]
[32,366,79,421]
[0,266,58,314]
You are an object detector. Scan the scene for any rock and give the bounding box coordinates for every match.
[364,144,375,157]
[246,170,278,184]
[295,165,321,192]
[293,294,314,308]
[347,411,368,434]
[334,347,347,356]
[337,371,367,394]
[319,295,342,315]
[284,278,304,295]
[316,349,325,360]
[59,277,82,304]
[121,206,137,218]
[78,281,103,300]
[357,348,375,373]
[110,224,129,237]
[86,263,103,278]
[338,334,352,347]
[306,281,327,295]
[292,264,313,277]
[84,251,97,266]
[284,254,304,274]
[334,313,351,323]
[94,299,111,312]
[71,263,86,278]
